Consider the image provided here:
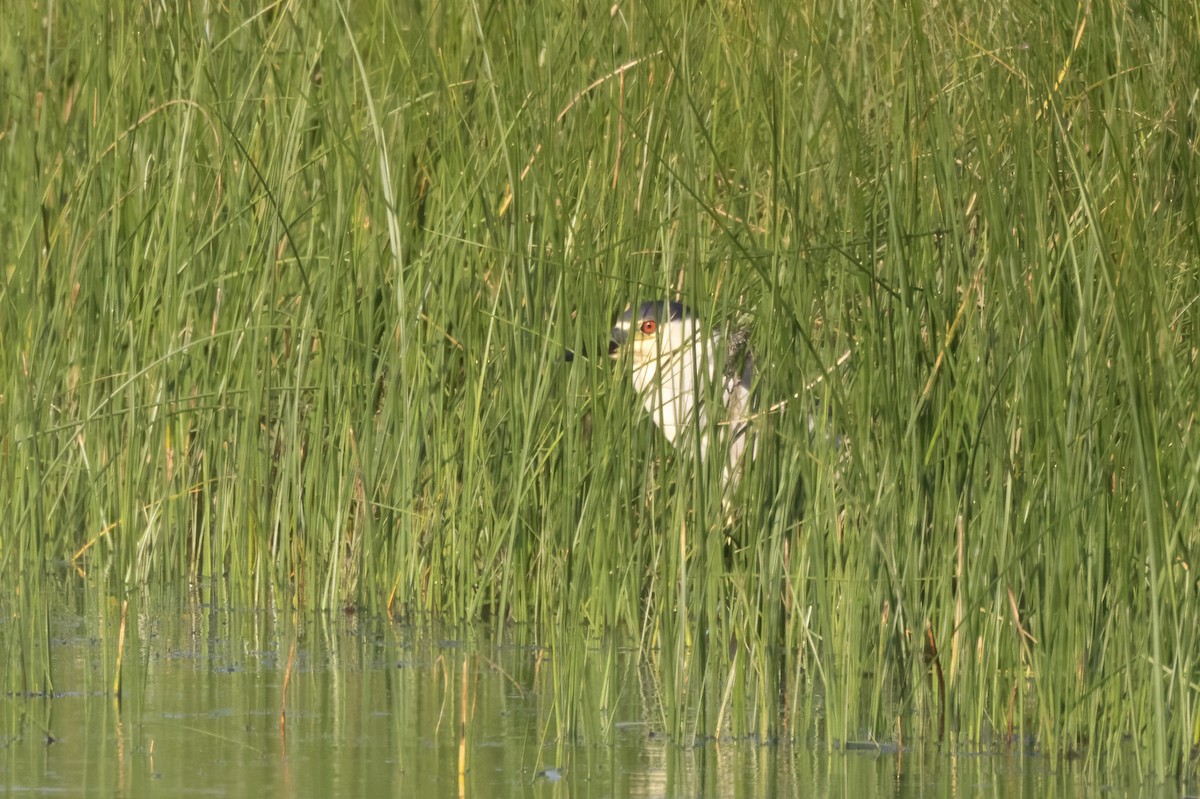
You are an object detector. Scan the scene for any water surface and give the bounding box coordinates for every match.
[0,598,1182,797]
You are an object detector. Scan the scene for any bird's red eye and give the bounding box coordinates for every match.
[639,320,657,335]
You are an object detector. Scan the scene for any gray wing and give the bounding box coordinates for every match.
[723,326,754,390]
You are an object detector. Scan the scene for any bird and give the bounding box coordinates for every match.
[608,300,755,497]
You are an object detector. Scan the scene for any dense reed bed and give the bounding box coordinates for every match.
[1,0,1198,779]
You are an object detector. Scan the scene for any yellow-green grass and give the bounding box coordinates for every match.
[1,0,1198,778]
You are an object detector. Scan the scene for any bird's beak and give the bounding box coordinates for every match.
[608,328,625,359]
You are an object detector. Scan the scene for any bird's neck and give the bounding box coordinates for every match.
[630,334,720,446]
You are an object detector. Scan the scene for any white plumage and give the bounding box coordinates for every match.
[609,301,754,493]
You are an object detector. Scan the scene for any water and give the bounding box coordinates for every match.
[0,597,1186,797]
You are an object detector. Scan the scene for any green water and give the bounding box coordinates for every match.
[0,597,1186,798]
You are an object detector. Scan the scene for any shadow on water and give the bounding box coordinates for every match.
[0,592,1191,798]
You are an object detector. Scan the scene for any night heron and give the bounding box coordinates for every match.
[608,300,755,496]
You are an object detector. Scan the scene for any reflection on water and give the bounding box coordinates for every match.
[0,597,1183,798]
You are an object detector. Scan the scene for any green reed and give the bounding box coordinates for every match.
[1,0,1197,779]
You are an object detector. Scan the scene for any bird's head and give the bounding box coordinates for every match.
[608,300,699,370]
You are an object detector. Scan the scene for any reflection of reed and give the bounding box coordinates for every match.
[458,655,468,799]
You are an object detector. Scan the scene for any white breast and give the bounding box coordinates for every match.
[631,328,753,479]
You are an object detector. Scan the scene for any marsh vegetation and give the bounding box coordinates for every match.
[1,0,1198,780]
